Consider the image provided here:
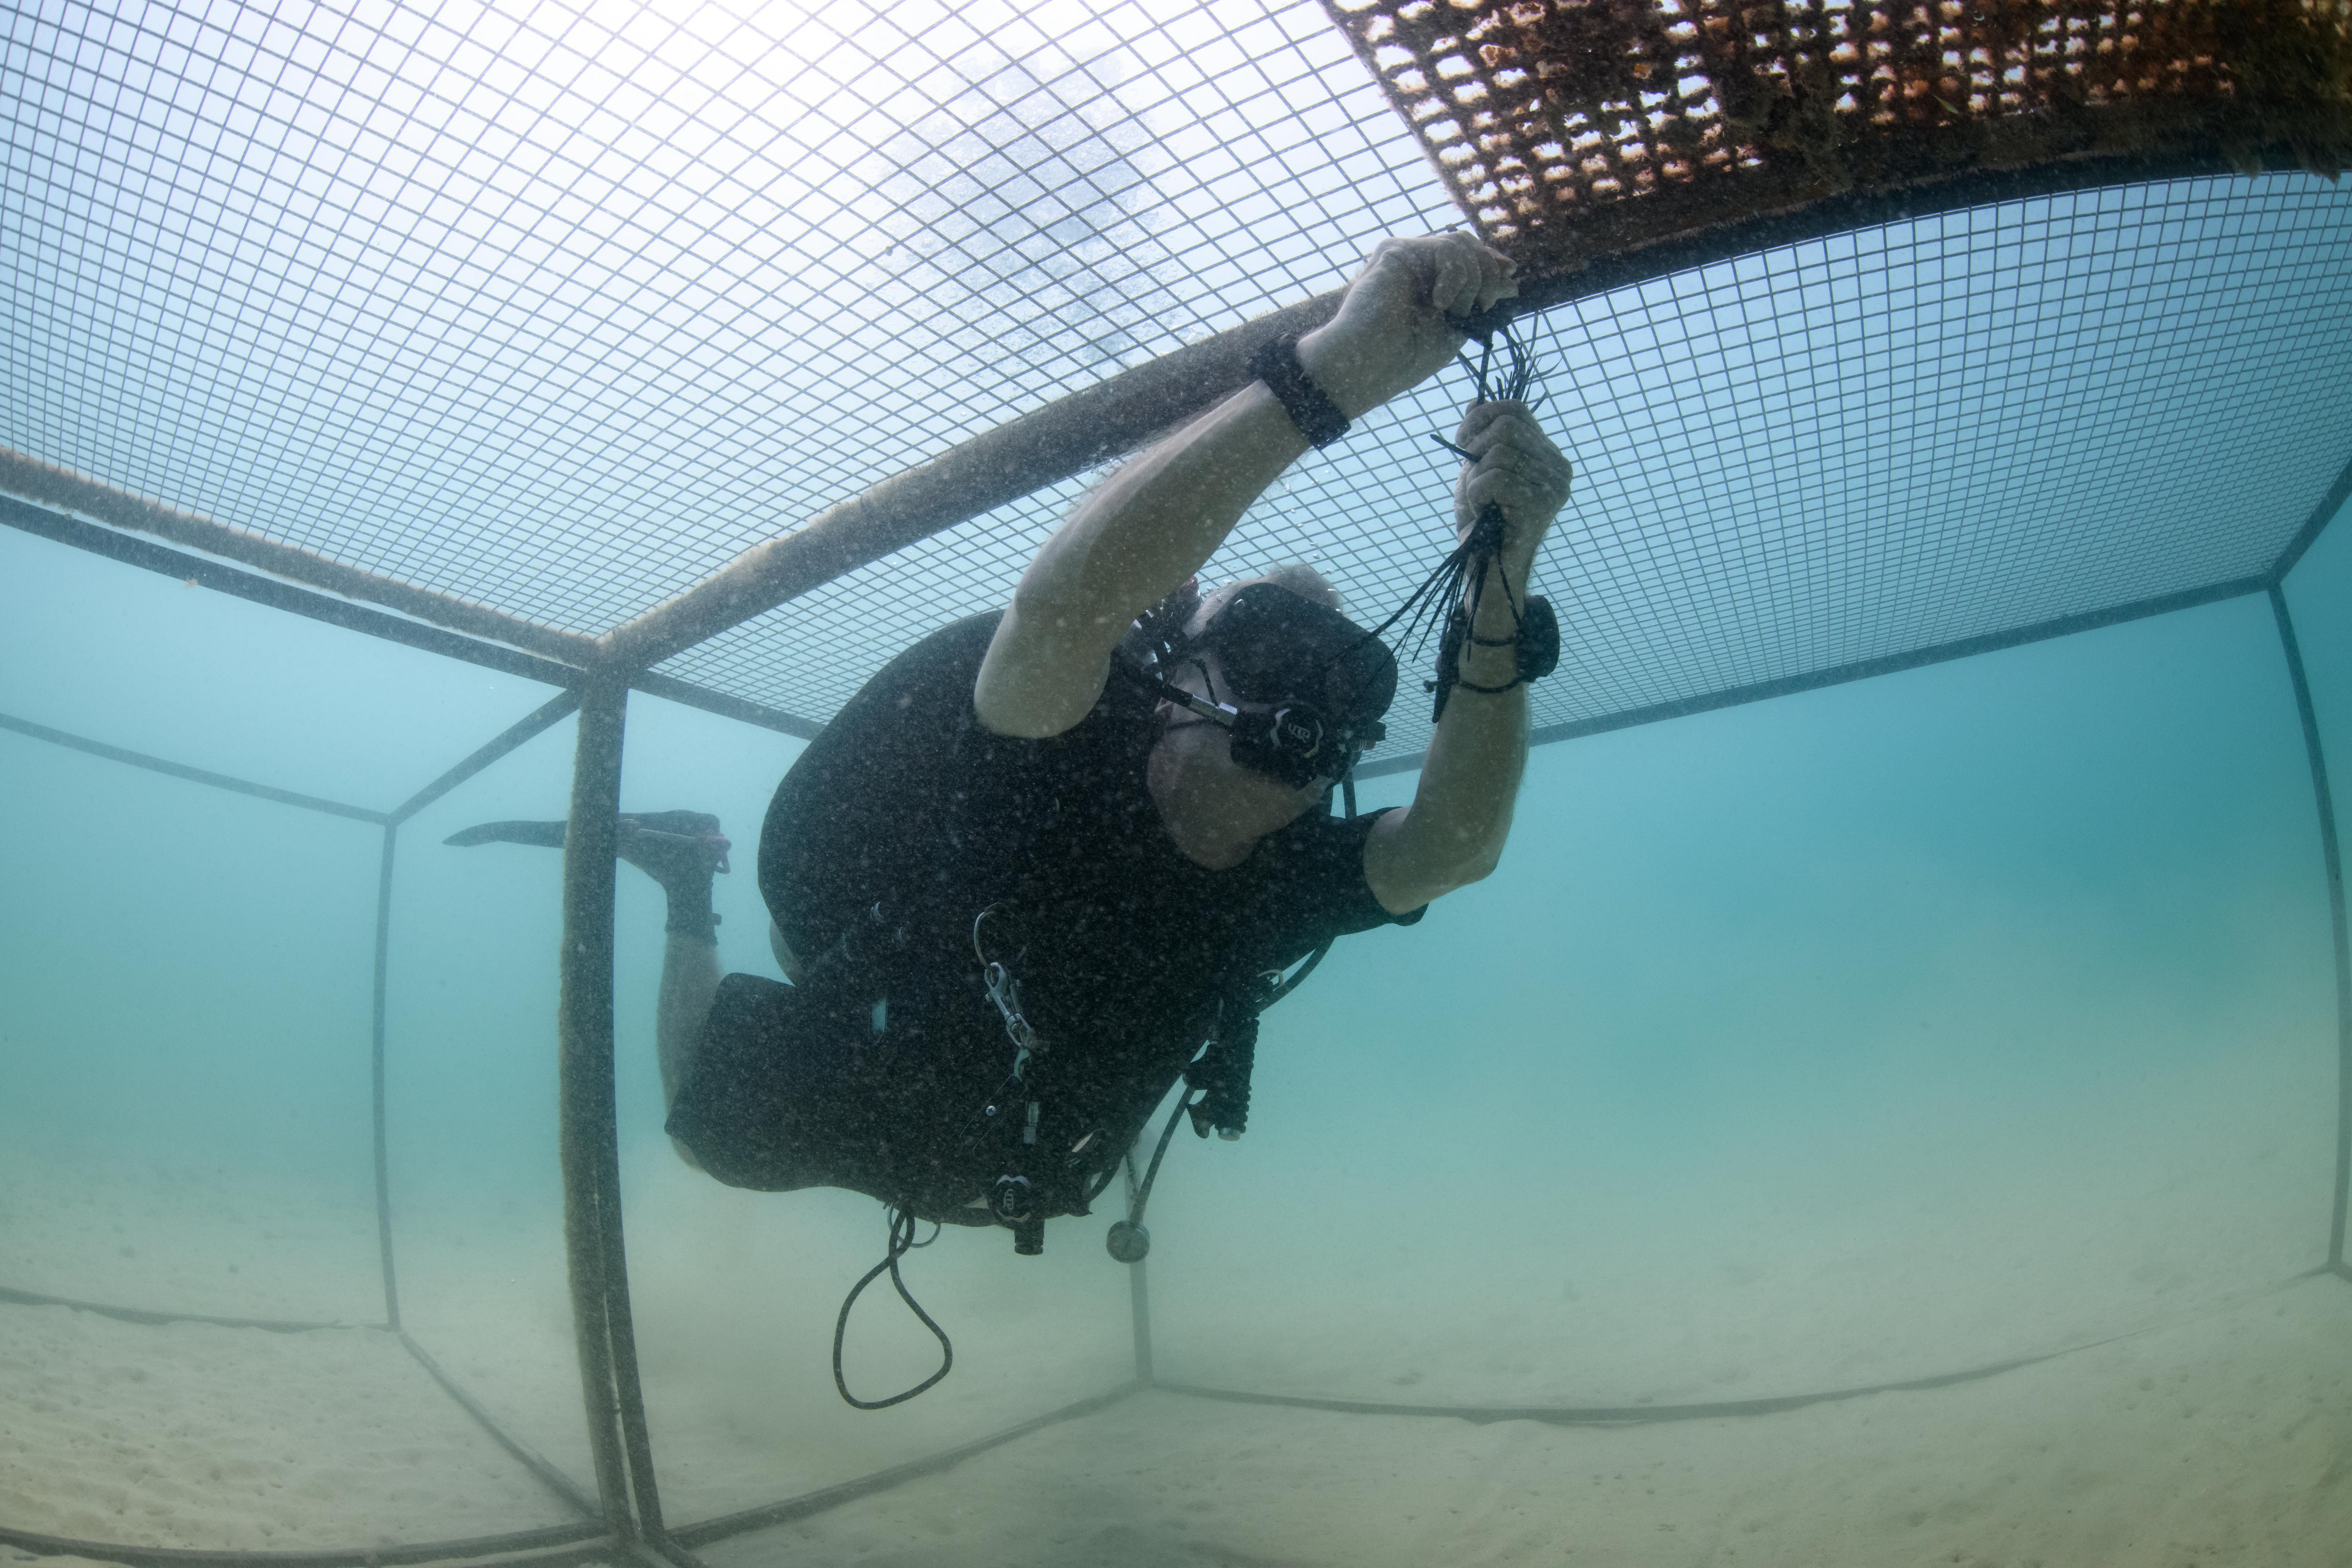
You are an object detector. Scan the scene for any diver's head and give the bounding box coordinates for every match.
[1150,566,1395,804]
[1181,563,1347,641]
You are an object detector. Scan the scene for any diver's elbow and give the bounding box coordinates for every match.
[1452,824,1513,884]
[1452,849,1503,889]
[1422,845,1502,902]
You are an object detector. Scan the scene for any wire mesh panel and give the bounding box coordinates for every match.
[7,1,2349,761]
[1136,582,2344,1415]
[1,0,1454,638]
[662,170,2352,764]
[0,741,584,1552]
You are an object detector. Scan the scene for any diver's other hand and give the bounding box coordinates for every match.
[1453,401,1571,562]
[1297,234,1518,417]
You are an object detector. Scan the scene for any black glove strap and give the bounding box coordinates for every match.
[1247,334,1350,449]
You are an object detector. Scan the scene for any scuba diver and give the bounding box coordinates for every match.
[452,231,1573,1404]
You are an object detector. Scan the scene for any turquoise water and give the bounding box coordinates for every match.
[2,498,2347,1554]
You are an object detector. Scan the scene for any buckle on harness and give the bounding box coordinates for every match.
[982,960,1039,1077]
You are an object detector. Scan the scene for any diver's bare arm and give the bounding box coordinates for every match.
[1362,610,1531,911]
[975,234,1518,739]
[1362,403,1568,912]
[974,390,1314,738]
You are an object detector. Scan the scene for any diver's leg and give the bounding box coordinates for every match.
[612,815,731,1117]
[448,810,733,1125]
[657,924,722,1111]
[768,918,806,984]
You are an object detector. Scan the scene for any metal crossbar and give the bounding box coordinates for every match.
[0,709,387,821]
[1151,1268,2336,1428]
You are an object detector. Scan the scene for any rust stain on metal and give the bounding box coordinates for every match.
[1325,0,2352,273]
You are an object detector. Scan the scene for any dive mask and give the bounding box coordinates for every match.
[1147,581,1396,789]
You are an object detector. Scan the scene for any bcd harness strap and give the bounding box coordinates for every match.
[972,903,1051,1254]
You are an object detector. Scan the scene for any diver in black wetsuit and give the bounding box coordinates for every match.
[455,231,1573,1258]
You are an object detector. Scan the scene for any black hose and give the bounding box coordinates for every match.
[1127,1089,1199,1230]
[1264,943,1328,1008]
[833,1207,952,1410]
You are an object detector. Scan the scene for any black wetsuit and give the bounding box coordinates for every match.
[665,612,1422,1229]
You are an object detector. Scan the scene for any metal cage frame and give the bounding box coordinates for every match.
[3,159,2350,1563]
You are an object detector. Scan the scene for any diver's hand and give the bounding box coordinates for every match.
[1297,234,1518,417]
[1454,401,1570,568]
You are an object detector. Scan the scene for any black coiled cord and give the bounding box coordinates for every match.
[833,1205,952,1409]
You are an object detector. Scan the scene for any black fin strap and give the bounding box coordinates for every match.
[833,1207,952,1410]
[664,907,722,939]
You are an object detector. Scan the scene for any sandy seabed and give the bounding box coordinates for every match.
[7,1277,2349,1567]
[4,1108,2350,1568]
[716,1281,2352,1568]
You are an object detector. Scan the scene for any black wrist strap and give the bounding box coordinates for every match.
[1247,334,1350,448]
[1430,596,1561,721]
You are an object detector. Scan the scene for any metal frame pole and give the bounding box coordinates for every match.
[2269,585,2352,1274]
[552,675,702,1564]
[0,447,600,665]
[1120,1148,1155,1385]
[0,711,386,821]
[1128,1255,1154,1385]
[371,822,402,1329]
[0,497,821,740]
[556,675,636,1536]
[368,693,586,1343]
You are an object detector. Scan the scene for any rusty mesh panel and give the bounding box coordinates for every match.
[1324,0,2352,272]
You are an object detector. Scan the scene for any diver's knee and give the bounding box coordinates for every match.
[768,919,805,984]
